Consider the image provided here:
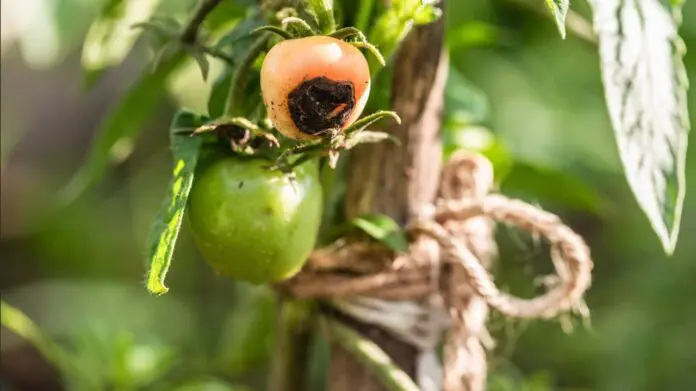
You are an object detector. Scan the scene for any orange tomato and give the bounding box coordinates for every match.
[260,36,371,140]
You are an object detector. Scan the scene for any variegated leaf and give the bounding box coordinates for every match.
[587,0,690,254]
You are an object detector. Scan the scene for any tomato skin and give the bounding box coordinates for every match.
[260,36,371,140]
[187,156,323,284]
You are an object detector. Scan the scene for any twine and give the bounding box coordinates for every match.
[281,151,594,391]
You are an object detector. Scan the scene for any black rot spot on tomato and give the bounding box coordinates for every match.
[287,76,355,137]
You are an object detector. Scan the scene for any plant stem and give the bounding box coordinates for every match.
[355,0,375,32]
[181,0,223,44]
[307,0,336,34]
[200,45,236,65]
[224,34,270,117]
[320,316,420,391]
[268,297,315,391]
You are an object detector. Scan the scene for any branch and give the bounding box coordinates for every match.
[225,34,270,117]
[181,0,223,44]
[321,317,420,391]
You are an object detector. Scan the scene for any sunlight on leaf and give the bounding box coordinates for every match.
[587,0,690,254]
[145,110,205,295]
[352,214,409,253]
[544,0,569,39]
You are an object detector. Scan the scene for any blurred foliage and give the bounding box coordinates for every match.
[1,0,696,390]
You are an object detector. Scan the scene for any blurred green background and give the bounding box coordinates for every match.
[1,0,695,390]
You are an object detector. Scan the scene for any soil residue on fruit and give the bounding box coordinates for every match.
[287,76,355,136]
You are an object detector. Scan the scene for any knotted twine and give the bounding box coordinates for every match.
[281,151,593,391]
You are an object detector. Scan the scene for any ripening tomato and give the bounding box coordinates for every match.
[260,35,371,140]
[187,156,323,284]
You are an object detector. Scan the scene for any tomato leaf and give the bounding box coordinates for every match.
[544,0,569,39]
[190,48,210,81]
[60,53,186,205]
[413,3,442,26]
[81,0,162,85]
[208,67,234,119]
[145,110,205,295]
[366,0,441,75]
[213,12,266,52]
[587,0,690,254]
[352,214,409,253]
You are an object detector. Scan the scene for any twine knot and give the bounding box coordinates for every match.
[281,151,594,391]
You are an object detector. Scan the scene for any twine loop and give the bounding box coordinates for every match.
[281,151,594,390]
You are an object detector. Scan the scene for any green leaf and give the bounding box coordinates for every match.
[208,67,234,119]
[213,12,266,52]
[413,3,442,25]
[352,214,409,253]
[544,0,569,39]
[60,53,186,205]
[586,0,690,254]
[190,48,210,81]
[366,0,435,75]
[145,110,205,295]
[320,317,420,391]
[81,0,162,83]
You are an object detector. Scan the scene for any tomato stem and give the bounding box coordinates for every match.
[225,34,271,117]
[254,25,294,40]
[355,0,375,32]
[181,0,222,44]
[268,297,315,391]
[306,0,336,34]
[281,16,318,37]
[328,27,367,40]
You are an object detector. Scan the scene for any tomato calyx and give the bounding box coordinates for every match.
[253,9,385,66]
[269,110,402,171]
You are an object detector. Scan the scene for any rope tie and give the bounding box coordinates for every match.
[282,151,594,391]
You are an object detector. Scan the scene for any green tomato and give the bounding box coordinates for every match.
[187,155,323,284]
